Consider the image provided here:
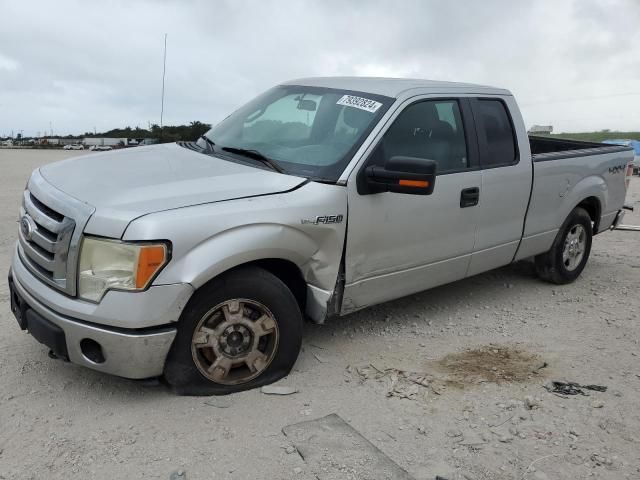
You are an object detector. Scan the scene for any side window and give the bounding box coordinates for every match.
[374,100,469,174]
[475,99,517,167]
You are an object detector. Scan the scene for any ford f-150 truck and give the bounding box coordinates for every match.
[8,77,633,395]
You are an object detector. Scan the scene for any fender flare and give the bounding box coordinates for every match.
[563,175,607,228]
[158,223,319,289]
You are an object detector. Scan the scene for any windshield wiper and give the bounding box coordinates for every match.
[221,146,285,173]
[199,135,216,152]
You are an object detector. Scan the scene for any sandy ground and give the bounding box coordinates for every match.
[0,149,639,480]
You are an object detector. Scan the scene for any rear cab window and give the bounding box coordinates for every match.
[471,98,518,168]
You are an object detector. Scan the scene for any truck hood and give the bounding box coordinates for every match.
[39,143,307,238]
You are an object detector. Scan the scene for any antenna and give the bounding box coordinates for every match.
[160,33,168,131]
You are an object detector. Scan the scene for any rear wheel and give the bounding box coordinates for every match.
[535,207,593,284]
[164,266,303,395]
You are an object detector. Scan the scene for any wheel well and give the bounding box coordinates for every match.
[195,259,308,314]
[576,197,601,233]
[229,259,307,313]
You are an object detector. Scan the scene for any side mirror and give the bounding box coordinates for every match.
[364,156,436,195]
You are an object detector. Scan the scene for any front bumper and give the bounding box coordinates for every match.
[8,263,181,380]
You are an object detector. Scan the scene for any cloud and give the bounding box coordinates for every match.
[0,0,638,136]
[0,53,19,71]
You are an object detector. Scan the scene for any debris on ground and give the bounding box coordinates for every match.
[169,470,187,480]
[590,453,614,466]
[354,364,439,401]
[204,397,232,408]
[524,395,540,410]
[261,385,298,395]
[312,352,328,364]
[283,413,415,479]
[544,381,607,396]
[437,345,547,384]
[353,345,548,401]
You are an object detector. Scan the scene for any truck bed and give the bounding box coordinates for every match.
[514,136,633,263]
[529,135,632,161]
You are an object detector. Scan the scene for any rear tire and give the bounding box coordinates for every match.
[534,207,592,284]
[164,266,303,396]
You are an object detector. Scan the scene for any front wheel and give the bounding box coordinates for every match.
[164,266,303,395]
[534,207,593,284]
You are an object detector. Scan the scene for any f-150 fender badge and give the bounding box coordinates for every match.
[609,165,626,174]
[301,215,344,225]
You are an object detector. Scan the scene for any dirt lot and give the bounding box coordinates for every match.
[1,149,639,480]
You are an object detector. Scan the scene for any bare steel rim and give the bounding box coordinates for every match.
[190,298,280,385]
[562,224,587,271]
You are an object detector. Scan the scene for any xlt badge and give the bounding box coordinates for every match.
[301,215,344,225]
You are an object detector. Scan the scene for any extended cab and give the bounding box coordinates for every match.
[8,78,633,394]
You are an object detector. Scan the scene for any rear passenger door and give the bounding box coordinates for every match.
[466,97,532,276]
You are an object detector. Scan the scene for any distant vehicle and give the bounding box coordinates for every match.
[137,138,159,146]
[63,144,84,150]
[89,145,112,151]
[8,77,634,395]
[528,125,553,135]
[603,139,640,174]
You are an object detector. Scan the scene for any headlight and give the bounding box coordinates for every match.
[78,237,170,302]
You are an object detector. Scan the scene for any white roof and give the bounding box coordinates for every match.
[282,76,511,98]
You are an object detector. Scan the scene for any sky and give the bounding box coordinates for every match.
[0,0,639,137]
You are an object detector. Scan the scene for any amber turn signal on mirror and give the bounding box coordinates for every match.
[398,179,430,188]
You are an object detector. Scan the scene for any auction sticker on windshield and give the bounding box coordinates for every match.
[336,95,382,113]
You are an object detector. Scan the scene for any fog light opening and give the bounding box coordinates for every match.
[80,338,105,364]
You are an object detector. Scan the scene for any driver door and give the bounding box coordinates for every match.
[342,97,481,313]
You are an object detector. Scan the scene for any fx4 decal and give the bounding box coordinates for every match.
[301,215,344,225]
[608,165,627,174]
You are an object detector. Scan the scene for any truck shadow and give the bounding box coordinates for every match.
[303,259,541,343]
[12,349,174,402]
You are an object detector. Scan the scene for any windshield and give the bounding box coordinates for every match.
[203,85,393,181]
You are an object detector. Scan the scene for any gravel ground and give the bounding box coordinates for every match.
[0,149,639,480]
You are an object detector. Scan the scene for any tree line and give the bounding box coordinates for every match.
[79,121,212,142]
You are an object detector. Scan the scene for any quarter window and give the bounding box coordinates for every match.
[373,100,469,174]
[475,99,517,167]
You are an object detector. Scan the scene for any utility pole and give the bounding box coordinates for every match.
[160,33,168,141]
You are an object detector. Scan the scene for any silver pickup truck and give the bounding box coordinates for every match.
[8,77,633,395]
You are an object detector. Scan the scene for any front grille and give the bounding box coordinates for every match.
[30,193,65,222]
[19,191,75,291]
[17,170,94,296]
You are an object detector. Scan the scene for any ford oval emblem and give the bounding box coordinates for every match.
[20,215,34,241]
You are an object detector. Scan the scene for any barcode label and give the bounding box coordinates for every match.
[336,95,382,113]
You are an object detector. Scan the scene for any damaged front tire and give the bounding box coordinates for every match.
[164,266,303,396]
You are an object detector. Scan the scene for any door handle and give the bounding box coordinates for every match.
[460,187,479,208]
